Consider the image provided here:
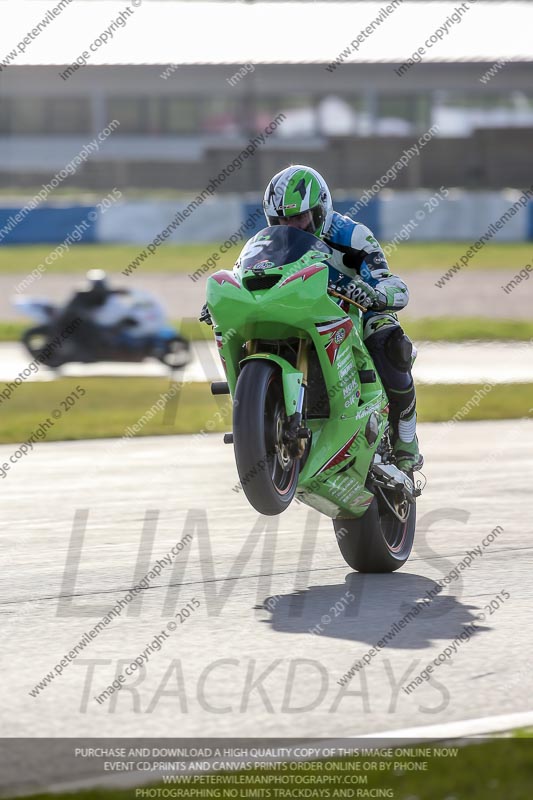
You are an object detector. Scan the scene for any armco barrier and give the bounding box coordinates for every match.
[380,191,530,242]
[0,193,531,245]
[98,199,242,244]
[242,197,381,239]
[0,205,97,245]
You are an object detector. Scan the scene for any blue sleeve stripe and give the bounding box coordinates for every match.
[329,212,355,248]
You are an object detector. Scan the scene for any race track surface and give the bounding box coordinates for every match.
[3,268,532,321]
[2,420,532,747]
[2,340,533,383]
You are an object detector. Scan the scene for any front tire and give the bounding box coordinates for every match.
[233,360,300,516]
[333,488,416,572]
[159,335,190,368]
[21,325,68,367]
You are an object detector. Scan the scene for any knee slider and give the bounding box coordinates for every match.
[385,328,413,372]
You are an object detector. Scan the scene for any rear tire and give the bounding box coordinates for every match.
[233,360,300,516]
[333,488,416,572]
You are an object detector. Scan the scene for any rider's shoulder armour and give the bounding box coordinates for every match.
[325,211,357,248]
[326,211,380,255]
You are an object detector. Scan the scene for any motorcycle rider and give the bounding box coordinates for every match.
[52,269,124,351]
[201,165,422,472]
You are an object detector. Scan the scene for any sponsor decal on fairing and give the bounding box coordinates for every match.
[278,263,327,288]
[315,316,354,365]
[211,271,241,289]
[313,428,360,477]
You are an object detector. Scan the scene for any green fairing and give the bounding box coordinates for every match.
[241,354,303,417]
[205,238,389,519]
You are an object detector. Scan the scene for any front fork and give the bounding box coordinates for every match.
[288,339,310,457]
[245,338,310,458]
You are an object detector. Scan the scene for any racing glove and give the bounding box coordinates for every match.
[345,277,386,311]
[199,303,212,326]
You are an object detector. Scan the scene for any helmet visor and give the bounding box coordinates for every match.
[267,205,325,236]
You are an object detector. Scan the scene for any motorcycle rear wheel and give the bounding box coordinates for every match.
[233,360,300,516]
[333,482,416,572]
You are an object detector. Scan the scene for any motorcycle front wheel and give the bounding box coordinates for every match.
[21,325,68,367]
[233,360,300,516]
[159,336,191,368]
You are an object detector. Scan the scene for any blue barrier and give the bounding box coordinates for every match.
[0,194,529,245]
[243,197,381,240]
[333,198,381,238]
[0,206,97,245]
[242,201,267,238]
[528,201,533,241]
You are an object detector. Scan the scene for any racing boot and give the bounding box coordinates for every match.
[391,406,424,472]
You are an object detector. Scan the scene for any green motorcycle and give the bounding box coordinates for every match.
[206,226,421,572]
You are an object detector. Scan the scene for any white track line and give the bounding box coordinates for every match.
[17,711,533,798]
[360,709,533,740]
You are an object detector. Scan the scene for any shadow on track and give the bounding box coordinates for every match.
[258,572,488,649]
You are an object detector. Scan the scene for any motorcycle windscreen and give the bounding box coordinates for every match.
[238,226,332,272]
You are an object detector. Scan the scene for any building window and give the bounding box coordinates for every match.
[47,98,91,134]
[107,97,149,133]
[163,98,201,134]
[0,97,91,135]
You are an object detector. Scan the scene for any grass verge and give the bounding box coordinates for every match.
[417,383,533,422]
[0,321,28,341]
[3,318,533,344]
[0,379,226,444]
[0,241,531,276]
[402,317,533,343]
[0,379,531,445]
[0,319,206,342]
[185,317,533,343]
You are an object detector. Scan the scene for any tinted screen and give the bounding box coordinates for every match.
[239,226,332,272]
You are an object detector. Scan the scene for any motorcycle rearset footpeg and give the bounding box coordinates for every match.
[370,463,420,502]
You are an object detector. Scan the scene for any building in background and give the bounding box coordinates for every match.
[1,62,532,192]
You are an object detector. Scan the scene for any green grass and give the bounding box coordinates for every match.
[0,241,531,276]
[417,383,533,423]
[388,241,532,271]
[5,738,533,800]
[0,319,210,343]
[402,317,533,342]
[0,321,28,341]
[0,318,210,343]
[0,378,229,444]
[1,243,220,276]
[0,379,531,445]
[3,317,533,344]
[182,317,533,344]
[514,728,533,738]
